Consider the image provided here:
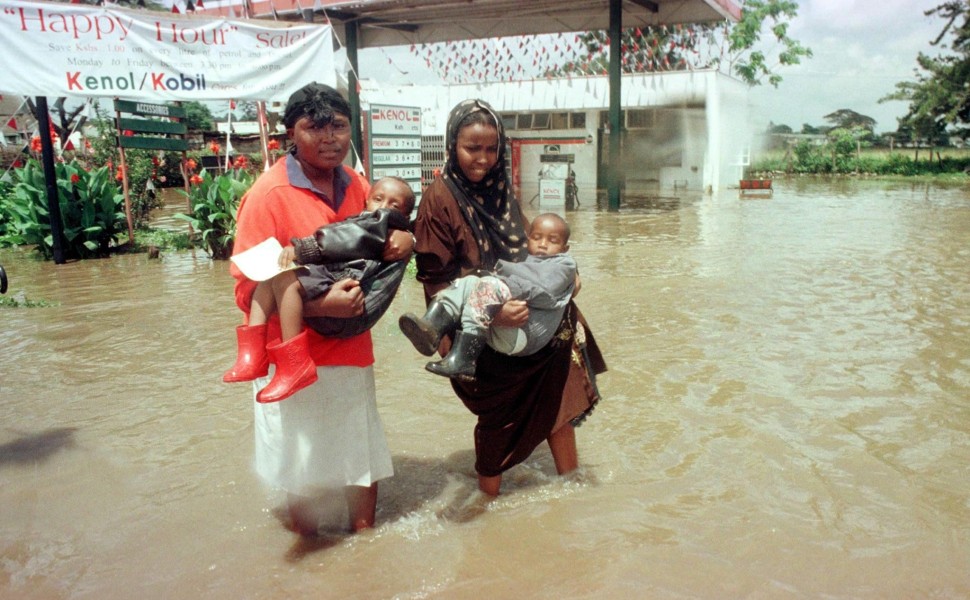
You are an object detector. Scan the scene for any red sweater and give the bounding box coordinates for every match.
[230,158,374,367]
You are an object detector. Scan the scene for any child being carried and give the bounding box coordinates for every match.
[399,212,577,381]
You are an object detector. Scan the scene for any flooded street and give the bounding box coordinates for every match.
[1,179,968,598]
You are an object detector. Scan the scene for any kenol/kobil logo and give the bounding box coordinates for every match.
[66,71,207,91]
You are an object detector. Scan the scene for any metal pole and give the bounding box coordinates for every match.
[34,96,67,263]
[607,0,622,211]
[345,20,363,169]
[115,105,136,246]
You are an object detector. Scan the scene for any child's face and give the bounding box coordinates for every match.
[527,217,569,256]
[366,179,413,216]
[455,122,499,183]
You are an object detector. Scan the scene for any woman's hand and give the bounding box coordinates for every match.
[382,229,415,261]
[492,299,529,328]
[303,278,364,318]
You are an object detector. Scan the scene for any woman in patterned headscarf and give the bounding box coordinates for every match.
[412,99,605,497]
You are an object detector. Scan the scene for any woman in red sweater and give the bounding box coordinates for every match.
[229,83,412,535]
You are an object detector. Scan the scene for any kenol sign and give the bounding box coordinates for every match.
[370,104,421,136]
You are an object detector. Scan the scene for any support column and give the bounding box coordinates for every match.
[607,0,622,211]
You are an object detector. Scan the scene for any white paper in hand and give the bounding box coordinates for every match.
[230,238,295,281]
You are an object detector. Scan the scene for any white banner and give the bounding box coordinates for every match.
[0,0,335,102]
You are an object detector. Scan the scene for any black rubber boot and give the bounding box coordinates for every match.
[399,301,459,356]
[425,331,486,382]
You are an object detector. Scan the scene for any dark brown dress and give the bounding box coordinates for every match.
[414,178,606,477]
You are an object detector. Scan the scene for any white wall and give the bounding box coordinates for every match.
[361,70,754,193]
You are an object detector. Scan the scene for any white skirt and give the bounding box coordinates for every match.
[252,365,394,495]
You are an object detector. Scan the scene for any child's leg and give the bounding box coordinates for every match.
[248,280,276,326]
[224,280,274,383]
[461,276,512,333]
[271,270,308,341]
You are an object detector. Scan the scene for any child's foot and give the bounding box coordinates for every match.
[398,313,440,356]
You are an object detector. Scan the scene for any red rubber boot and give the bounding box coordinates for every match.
[257,331,318,403]
[223,324,269,383]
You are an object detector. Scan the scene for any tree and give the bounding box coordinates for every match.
[24,97,88,150]
[768,122,793,134]
[715,0,813,87]
[823,109,876,132]
[182,101,215,131]
[881,1,970,142]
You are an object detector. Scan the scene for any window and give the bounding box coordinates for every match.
[532,113,550,129]
[550,112,569,129]
[501,113,517,130]
[626,109,654,129]
[570,112,586,129]
[599,110,626,128]
[516,114,532,129]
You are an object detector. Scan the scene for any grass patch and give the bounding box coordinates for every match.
[0,293,56,308]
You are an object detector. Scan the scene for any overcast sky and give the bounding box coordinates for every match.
[745,0,946,133]
[356,0,949,134]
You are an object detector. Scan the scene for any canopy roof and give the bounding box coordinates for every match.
[203,0,741,47]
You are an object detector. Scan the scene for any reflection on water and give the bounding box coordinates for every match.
[1,180,968,598]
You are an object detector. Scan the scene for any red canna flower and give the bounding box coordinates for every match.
[30,136,42,152]
[186,158,197,170]
[209,142,221,154]
[70,173,80,184]
[267,139,280,151]
[190,174,204,185]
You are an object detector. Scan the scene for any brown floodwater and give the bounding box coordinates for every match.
[1,179,968,599]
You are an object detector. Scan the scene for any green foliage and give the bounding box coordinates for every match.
[824,109,877,132]
[882,2,970,141]
[86,114,173,227]
[182,101,216,132]
[0,159,126,259]
[752,146,970,177]
[174,168,255,260]
[0,293,56,308]
[133,227,193,251]
[790,140,831,174]
[722,0,812,87]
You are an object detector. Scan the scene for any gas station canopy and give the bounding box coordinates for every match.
[220,0,741,47]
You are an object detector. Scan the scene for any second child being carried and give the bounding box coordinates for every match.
[399,212,577,381]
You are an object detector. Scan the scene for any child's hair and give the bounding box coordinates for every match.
[377,176,417,215]
[531,212,570,243]
[283,82,351,129]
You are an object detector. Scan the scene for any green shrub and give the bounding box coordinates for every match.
[0,159,125,259]
[174,168,254,260]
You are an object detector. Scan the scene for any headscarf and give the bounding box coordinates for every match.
[442,99,529,269]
